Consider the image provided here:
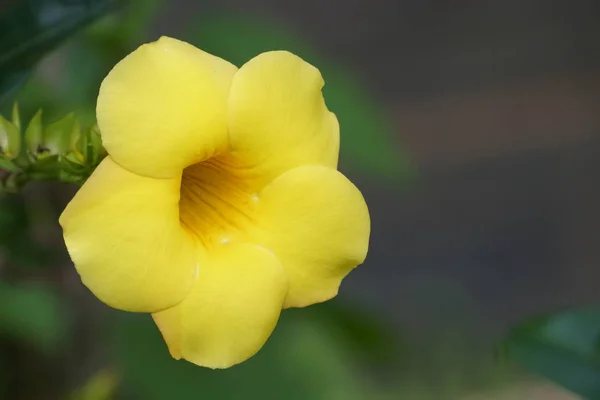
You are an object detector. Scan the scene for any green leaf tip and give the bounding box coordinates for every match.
[24,109,43,157]
[11,102,20,131]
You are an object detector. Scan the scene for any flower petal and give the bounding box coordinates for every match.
[152,243,287,369]
[228,51,339,187]
[253,166,370,308]
[97,36,237,178]
[59,157,198,312]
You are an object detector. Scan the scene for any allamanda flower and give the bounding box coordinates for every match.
[60,37,370,368]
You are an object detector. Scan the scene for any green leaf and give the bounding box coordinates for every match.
[183,12,408,178]
[57,0,164,121]
[0,282,67,353]
[0,194,62,267]
[308,299,400,365]
[185,14,317,67]
[0,69,30,109]
[28,154,62,174]
[85,0,164,47]
[0,0,118,106]
[112,0,164,46]
[69,369,119,400]
[0,158,18,171]
[502,306,600,399]
[0,194,28,243]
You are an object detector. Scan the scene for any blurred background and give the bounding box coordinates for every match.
[1,0,599,398]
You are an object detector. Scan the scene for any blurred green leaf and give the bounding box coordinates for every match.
[10,75,57,123]
[70,369,119,400]
[184,13,408,179]
[502,306,600,399]
[186,14,316,66]
[0,281,66,352]
[0,194,61,268]
[0,194,28,242]
[56,0,164,124]
[0,194,36,263]
[112,311,368,400]
[0,0,118,106]
[0,70,29,110]
[309,300,400,365]
[84,0,163,47]
[111,0,163,46]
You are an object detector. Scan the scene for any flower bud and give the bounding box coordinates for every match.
[64,119,85,166]
[88,125,106,165]
[24,110,44,160]
[26,111,83,160]
[1,108,107,191]
[0,115,21,161]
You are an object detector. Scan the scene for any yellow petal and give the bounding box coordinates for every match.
[59,157,197,312]
[253,166,370,308]
[152,243,287,369]
[228,51,340,187]
[97,37,237,179]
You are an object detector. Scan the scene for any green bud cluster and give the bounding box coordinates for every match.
[0,104,106,192]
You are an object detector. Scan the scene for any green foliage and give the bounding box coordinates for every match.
[69,369,119,400]
[0,0,118,107]
[88,0,164,47]
[0,194,59,268]
[0,282,66,353]
[112,310,371,400]
[55,0,164,125]
[502,306,600,399]
[309,300,400,365]
[184,12,409,179]
[0,194,28,244]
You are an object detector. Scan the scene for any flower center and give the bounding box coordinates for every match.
[179,154,257,247]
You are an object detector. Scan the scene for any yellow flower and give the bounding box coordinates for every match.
[59,37,370,368]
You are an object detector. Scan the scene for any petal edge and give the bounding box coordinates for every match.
[153,242,287,368]
[253,165,370,308]
[228,51,339,187]
[60,157,197,312]
[97,37,237,178]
